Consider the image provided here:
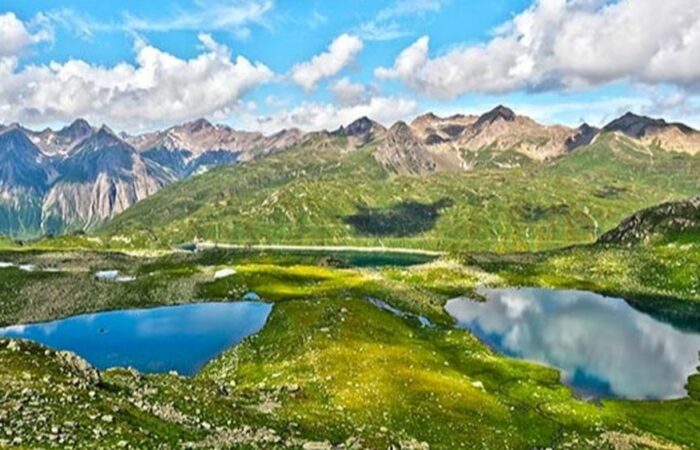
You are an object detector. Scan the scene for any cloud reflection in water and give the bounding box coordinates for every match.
[445,288,700,400]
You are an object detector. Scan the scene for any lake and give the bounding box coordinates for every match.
[0,302,272,376]
[445,287,700,400]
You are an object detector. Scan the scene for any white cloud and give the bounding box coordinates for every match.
[123,0,273,33]
[359,0,447,41]
[290,34,363,91]
[376,0,448,20]
[377,0,700,97]
[46,0,273,40]
[0,33,273,131]
[244,96,417,132]
[0,12,53,57]
[330,77,374,106]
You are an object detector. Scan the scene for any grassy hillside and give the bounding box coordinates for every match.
[99,133,700,252]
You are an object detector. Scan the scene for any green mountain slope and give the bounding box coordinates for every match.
[598,195,700,246]
[99,133,700,252]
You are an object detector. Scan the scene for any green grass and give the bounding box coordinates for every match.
[97,133,700,253]
[1,251,699,448]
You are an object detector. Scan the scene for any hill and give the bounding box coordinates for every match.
[598,196,700,246]
[98,125,700,252]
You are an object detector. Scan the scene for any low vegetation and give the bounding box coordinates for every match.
[98,134,700,253]
[0,243,699,448]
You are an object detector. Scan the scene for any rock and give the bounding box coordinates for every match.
[302,441,333,450]
[6,340,20,352]
[56,350,100,385]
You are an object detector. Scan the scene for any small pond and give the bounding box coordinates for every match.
[445,287,700,400]
[0,302,272,376]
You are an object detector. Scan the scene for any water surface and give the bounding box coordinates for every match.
[0,302,272,376]
[445,288,700,400]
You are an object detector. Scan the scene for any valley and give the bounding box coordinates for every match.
[0,196,699,448]
[1,108,700,449]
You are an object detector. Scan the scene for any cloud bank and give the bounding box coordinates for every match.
[0,33,273,130]
[377,0,700,97]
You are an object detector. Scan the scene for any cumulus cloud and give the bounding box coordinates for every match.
[376,0,700,97]
[329,77,375,106]
[0,12,53,57]
[290,34,363,91]
[0,33,273,130]
[245,96,417,132]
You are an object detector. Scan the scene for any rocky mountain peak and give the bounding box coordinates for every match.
[389,121,412,135]
[565,123,600,151]
[603,112,695,138]
[183,118,215,134]
[0,127,49,190]
[333,117,385,138]
[58,119,93,141]
[475,105,517,127]
[91,126,123,145]
[374,121,437,175]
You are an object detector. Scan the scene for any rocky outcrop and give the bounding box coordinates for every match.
[374,122,437,175]
[332,117,387,148]
[598,196,700,246]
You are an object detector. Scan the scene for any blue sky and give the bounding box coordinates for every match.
[2,0,700,133]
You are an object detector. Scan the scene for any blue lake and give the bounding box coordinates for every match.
[445,288,700,400]
[0,302,272,376]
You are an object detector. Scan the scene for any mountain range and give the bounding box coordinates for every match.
[1,105,699,239]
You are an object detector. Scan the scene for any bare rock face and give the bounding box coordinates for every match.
[603,112,694,138]
[374,122,437,175]
[565,123,600,151]
[410,113,478,145]
[456,106,586,161]
[0,128,51,192]
[25,119,94,157]
[128,119,303,176]
[598,196,700,246]
[332,116,387,148]
[41,127,173,233]
[602,112,700,155]
[407,106,591,166]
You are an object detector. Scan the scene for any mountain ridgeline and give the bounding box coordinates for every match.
[0,119,302,237]
[96,107,700,252]
[2,106,700,247]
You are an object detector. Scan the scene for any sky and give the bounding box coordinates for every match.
[2,0,700,134]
